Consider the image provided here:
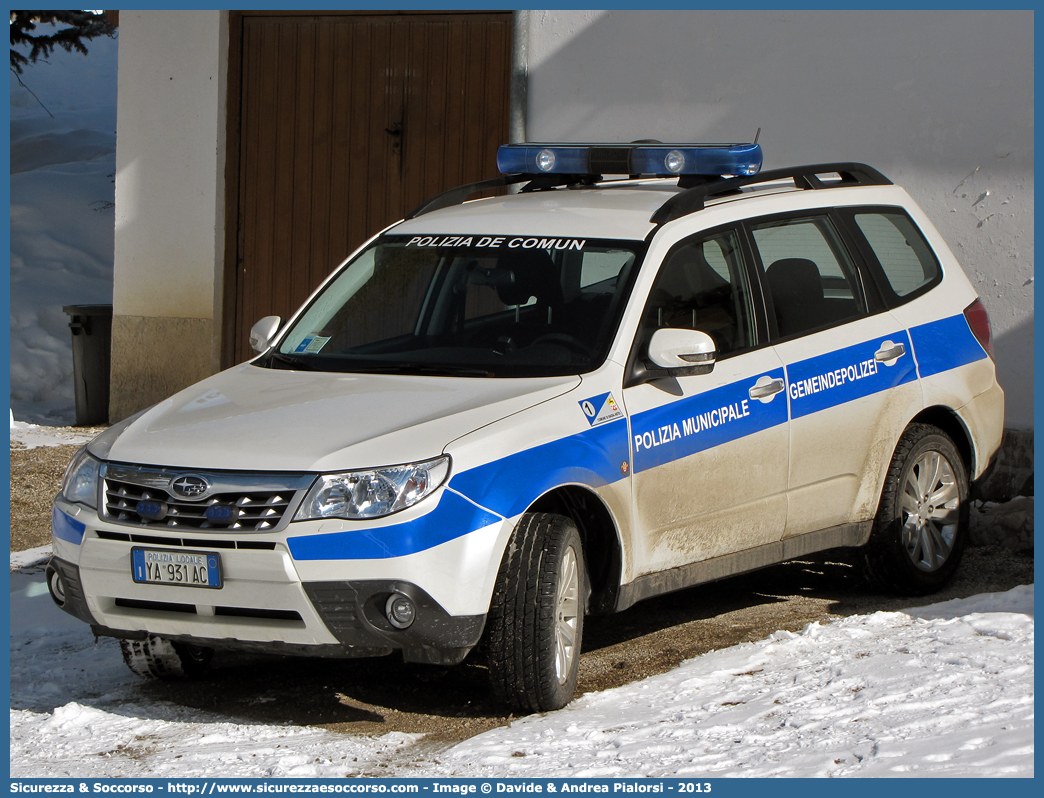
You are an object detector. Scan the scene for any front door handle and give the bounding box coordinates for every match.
[874,341,906,365]
[749,376,785,401]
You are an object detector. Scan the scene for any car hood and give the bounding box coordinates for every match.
[100,364,580,472]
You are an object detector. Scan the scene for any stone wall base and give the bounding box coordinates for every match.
[109,315,218,423]
[975,428,1033,502]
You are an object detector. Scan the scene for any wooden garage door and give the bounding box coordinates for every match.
[225,12,513,365]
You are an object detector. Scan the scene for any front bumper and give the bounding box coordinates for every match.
[50,492,508,665]
[50,555,484,665]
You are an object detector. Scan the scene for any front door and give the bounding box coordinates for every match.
[623,228,790,575]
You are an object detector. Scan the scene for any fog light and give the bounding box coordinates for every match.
[46,566,66,607]
[386,593,416,629]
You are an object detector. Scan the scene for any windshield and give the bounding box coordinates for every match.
[263,234,645,377]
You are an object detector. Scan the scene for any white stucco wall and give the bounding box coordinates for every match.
[113,9,228,323]
[526,9,1033,428]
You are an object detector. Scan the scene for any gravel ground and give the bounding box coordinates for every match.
[10,437,104,552]
[11,438,1034,751]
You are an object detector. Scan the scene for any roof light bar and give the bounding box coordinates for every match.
[497,142,763,178]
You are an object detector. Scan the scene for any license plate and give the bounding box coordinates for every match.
[131,547,222,589]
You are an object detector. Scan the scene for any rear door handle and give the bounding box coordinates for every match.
[874,341,906,364]
[749,377,785,401]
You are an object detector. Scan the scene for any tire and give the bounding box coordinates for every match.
[486,513,587,713]
[861,423,969,596]
[120,635,214,679]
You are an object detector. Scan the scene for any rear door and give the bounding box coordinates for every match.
[748,211,923,538]
[623,227,789,575]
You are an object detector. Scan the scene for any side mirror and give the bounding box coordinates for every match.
[647,328,716,370]
[249,315,282,353]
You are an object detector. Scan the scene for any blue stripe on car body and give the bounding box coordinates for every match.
[287,418,629,560]
[284,316,984,562]
[446,417,630,519]
[287,489,503,561]
[630,368,788,474]
[52,506,86,544]
[785,331,917,420]
[908,313,988,379]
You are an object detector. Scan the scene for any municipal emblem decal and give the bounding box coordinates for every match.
[579,392,625,427]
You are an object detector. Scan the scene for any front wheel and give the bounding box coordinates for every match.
[861,423,969,596]
[486,513,587,713]
[120,636,214,679]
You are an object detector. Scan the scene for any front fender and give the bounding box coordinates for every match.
[448,418,630,518]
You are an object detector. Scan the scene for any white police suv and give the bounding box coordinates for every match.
[49,142,1004,712]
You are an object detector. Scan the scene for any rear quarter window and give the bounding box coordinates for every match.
[853,212,941,299]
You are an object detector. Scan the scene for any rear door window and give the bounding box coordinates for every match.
[749,215,867,340]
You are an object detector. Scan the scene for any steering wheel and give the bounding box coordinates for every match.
[529,332,591,355]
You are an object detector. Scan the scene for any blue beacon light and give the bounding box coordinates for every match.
[496,142,763,178]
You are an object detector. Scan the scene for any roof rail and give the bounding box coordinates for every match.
[650,162,892,225]
[406,172,610,219]
[406,174,532,219]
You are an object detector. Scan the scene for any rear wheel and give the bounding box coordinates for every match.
[861,423,969,595]
[120,636,214,679]
[486,512,586,713]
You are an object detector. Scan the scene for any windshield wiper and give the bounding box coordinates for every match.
[350,363,495,378]
[264,352,315,371]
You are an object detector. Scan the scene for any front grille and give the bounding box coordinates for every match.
[105,481,290,530]
[100,464,314,533]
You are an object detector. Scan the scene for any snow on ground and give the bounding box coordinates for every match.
[10,416,98,449]
[438,587,1034,778]
[9,545,52,571]
[9,35,118,425]
[10,545,1033,778]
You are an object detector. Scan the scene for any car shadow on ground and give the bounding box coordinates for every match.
[112,543,1031,736]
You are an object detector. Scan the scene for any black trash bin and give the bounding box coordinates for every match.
[63,304,112,426]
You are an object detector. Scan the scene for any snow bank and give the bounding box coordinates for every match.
[9,545,52,570]
[438,585,1034,778]
[9,418,99,449]
[9,558,1033,778]
[9,35,118,425]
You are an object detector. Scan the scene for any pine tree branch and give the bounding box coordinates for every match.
[9,11,116,74]
[10,68,54,118]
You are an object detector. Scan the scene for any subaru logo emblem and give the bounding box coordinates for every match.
[170,475,210,499]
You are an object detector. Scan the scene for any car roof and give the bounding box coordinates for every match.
[390,163,901,242]
[391,183,680,241]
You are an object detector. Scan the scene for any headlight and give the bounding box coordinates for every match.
[60,447,100,508]
[294,456,450,521]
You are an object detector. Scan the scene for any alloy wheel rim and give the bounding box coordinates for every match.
[900,449,960,572]
[554,545,580,684]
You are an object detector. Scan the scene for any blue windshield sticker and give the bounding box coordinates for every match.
[580,392,624,427]
[785,331,917,419]
[294,334,330,354]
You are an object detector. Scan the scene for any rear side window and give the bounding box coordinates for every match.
[854,212,940,298]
